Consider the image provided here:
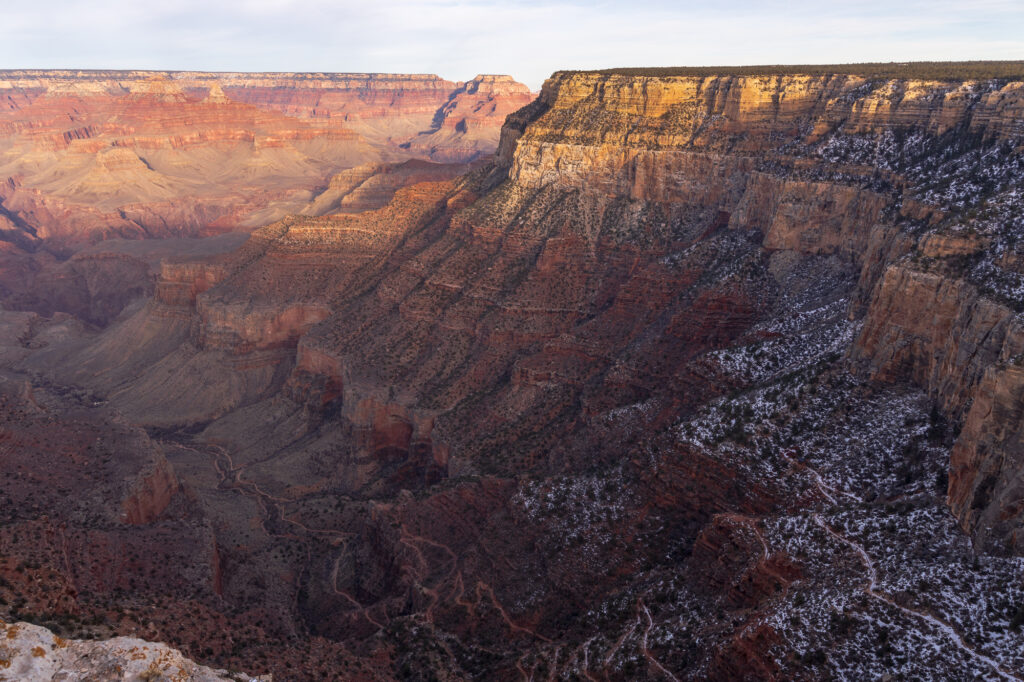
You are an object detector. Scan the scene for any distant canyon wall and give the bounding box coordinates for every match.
[0,70,531,322]
[0,70,532,249]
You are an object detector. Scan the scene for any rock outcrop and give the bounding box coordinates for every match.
[0,620,251,681]
[401,75,535,163]
[852,260,1024,553]
[120,454,179,525]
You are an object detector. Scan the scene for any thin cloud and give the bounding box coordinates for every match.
[0,0,1021,88]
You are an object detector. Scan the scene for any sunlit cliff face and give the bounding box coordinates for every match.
[0,71,532,247]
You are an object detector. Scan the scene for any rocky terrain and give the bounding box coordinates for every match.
[0,619,256,681]
[3,63,1024,679]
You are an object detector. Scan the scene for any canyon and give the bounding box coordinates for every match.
[0,70,532,325]
[2,64,1024,680]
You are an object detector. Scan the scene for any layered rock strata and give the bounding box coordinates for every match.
[7,65,1024,679]
[0,70,531,321]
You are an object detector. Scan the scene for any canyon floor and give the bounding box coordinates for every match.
[2,65,1024,680]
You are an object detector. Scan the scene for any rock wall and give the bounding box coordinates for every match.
[516,72,1024,149]
[120,453,179,525]
[852,262,1024,553]
[852,266,1019,416]
[507,70,1024,553]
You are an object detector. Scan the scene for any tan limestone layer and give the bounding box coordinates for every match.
[521,72,1024,151]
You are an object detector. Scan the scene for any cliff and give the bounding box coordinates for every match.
[500,71,1024,554]
[7,63,1024,680]
[851,225,1024,553]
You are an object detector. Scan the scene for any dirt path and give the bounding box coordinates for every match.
[813,513,1021,682]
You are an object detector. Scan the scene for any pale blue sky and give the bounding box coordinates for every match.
[1,0,1022,88]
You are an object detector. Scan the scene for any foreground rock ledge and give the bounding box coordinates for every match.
[0,619,259,682]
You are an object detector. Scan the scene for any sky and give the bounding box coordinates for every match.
[1,0,1022,89]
